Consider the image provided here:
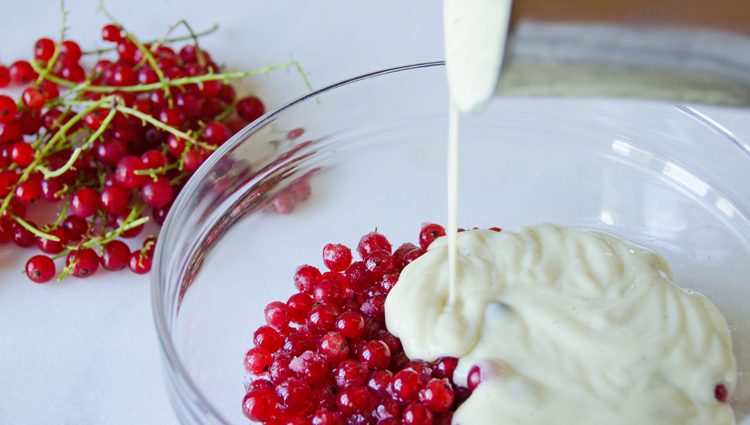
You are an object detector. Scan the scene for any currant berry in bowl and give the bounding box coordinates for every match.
[152,62,750,424]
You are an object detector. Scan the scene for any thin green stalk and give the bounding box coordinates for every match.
[35,61,302,93]
[12,215,61,242]
[39,108,116,178]
[83,23,219,56]
[115,104,217,151]
[35,0,69,85]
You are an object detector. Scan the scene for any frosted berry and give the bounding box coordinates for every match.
[323,243,353,272]
[357,231,392,257]
[419,223,446,250]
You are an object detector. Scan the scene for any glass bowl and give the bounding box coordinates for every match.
[152,62,750,424]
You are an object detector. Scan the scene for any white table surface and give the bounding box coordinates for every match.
[0,1,748,424]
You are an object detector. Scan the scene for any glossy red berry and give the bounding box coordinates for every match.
[0,95,17,123]
[715,383,728,403]
[101,24,124,42]
[62,215,88,242]
[203,121,231,145]
[140,150,168,169]
[418,379,454,413]
[335,311,366,339]
[391,369,422,401]
[101,240,131,271]
[99,186,130,216]
[14,179,42,205]
[141,177,173,208]
[67,249,100,278]
[287,293,313,324]
[318,331,349,363]
[358,340,391,370]
[128,251,152,274]
[70,188,100,218]
[245,347,273,375]
[311,410,345,425]
[368,370,393,398]
[242,387,279,422]
[236,96,265,122]
[357,231,392,258]
[467,365,482,391]
[433,357,458,381]
[12,221,36,247]
[181,149,205,173]
[365,250,396,277]
[60,64,86,82]
[265,301,291,330]
[115,156,147,189]
[402,402,434,425]
[25,255,56,283]
[254,325,284,352]
[335,386,372,415]
[60,40,82,65]
[0,65,9,88]
[21,87,46,111]
[11,142,35,167]
[333,360,368,388]
[9,61,37,84]
[34,38,56,61]
[275,378,313,414]
[419,223,446,250]
[36,228,66,254]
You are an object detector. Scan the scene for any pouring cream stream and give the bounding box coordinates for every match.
[384,1,738,423]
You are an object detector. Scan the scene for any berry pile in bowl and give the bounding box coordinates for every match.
[152,63,750,424]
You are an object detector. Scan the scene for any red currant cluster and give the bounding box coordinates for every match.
[0,11,307,284]
[243,224,502,425]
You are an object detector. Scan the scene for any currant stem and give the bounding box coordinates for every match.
[12,215,61,242]
[39,108,117,179]
[83,24,219,56]
[114,104,216,151]
[35,60,302,93]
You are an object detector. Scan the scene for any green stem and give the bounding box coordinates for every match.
[115,104,217,151]
[35,0,68,85]
[12,215,61,241]
[39,109,117,178]
[83,23,219,56]
[36,61,301,93]
[133,162,178,178]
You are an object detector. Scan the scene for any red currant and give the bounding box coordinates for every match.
[236,96,265,122]
[333,360,368,388]
[265,301,291,330]
[242,387,279,422]
[101,24,124,42]
[25,255,56,283]
[141,177,173,208]
[391,369,422,401]
[245,347,273,375]
[115,156,147,189]
[36,228,66,254]
[357,231,392,258]
[358,340,391,370]
[9,61,37,84]
[402,402,434,425]
[323,243,353,272]
[335,386,372,415]
[11,142,35,167]
[66,248,100,278]
[418,379,454,413]
[70,188,100,218]
[419,223,446,250]
[0,95,17,123]
[318,331,349,363]
[101,240,131,271]
[60,40,82,65]
[335,311,366,339]
[128,251,152,274]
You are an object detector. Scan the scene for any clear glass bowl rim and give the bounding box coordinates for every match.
[150,60,750,424]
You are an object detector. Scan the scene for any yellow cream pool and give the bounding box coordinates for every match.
[385,224,737,425]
